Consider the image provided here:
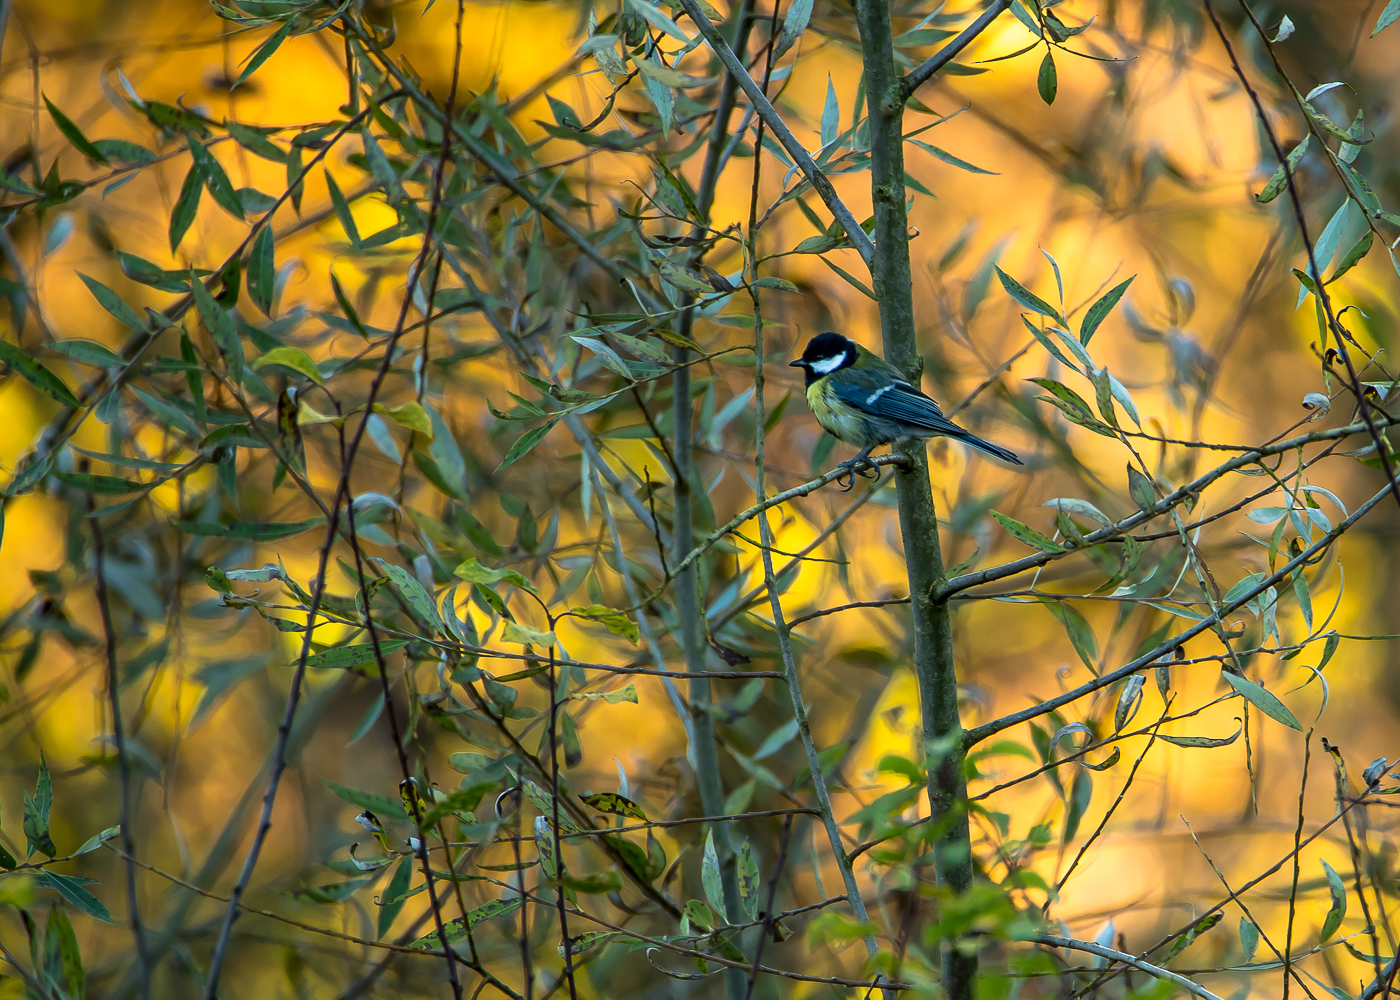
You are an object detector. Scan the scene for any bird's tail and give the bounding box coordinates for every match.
[951,428,1023,466]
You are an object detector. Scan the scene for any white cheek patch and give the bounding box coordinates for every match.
[808,353,847,375]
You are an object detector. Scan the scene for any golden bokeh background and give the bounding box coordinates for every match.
[2,0,1399,996]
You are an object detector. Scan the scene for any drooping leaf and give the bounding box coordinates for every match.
[322,779,411,821]
[580,792,647,820]
[45,96,109,164]
[306,640,409,671]
[407,897,523,949]
[567,604,639,644]
[0,340,80,407]
[247,226,275,314]
[171,517,326,540]
[1319,858,1347,942]
[234,16,293,89]
[1222,671,1302,731]
[991,510,1064,553]
[1045,601,1099,673]
[370,558,443,633]
[34,871,112,923]
[1037,50,1057,105]
[702,829,726,920]
[737,839,760,921]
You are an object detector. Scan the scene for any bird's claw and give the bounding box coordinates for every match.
[834,457,877,492]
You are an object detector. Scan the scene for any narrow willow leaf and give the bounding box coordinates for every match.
[34,872,112,924]
[0,340,79,407]
[370,557,443,633]
[247,226,275,314]
[321,779,410,820]
[497,418,558,471]
[186,136,244,219]
[776,0,813,54]
[1079,276,1134,345]
[325,170,362,249]
[234,16,292,89]
[1037,50,1057,105]
[702,830,725,919]
[567,604,639,644]
[501,621,555,646]
[407,899,523,950]
[1045,602,1099,672]
[820,75,839,148]
[737,840,760,920]
[1374,0,1400,34]
[1319,859,1347,942]
[580,791,647,820]
[169,162,203,251]
[1222,672,1301,731]
[306,640,409,671]
[991,510,1064,553]
[53,471,143,494]
[1256,135,1310,204]
[1159,723,1242,748]
[995,266,1065,324]
[45,96,109,164]
[251,346,322,384]
[170,517,326,540]
[78,273,148,331]
[1127,465,1156,512]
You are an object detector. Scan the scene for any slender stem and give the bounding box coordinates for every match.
[1034,936,1225,1000]
[853,0,975,995]
[90,505,150,1000]
[674,0,875,265]
[900,0,1014,99]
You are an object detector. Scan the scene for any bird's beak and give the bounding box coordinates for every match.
[788,360,803,368]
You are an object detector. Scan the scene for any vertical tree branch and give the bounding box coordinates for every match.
[853,1,977,998]
[90,504,151,1000]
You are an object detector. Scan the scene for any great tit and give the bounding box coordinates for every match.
[790,332,1022,483]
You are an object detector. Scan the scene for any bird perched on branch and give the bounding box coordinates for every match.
[790,332,1022,488]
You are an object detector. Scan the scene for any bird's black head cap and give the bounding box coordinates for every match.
[789,332,856,386]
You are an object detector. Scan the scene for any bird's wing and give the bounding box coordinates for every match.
[830,378,959,434]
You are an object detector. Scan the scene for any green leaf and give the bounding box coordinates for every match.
[377,855,413,939]
[909,139,997,175]
[1222,671,1301,730]
[24,753,55,858]
[0,339,80,407]
[169,161,203,251]
[325,170,362,249]
[737,839,760,921]
[370,557,443,633]
[1079,276,1134,345]
[1127,465,1156,512]
[225,121,286,163]
[580,791,647,820]
[1045,601,1099,673]
[306,640,409,671]
[991,510,1064,553]
[1319,859,1347,942]
[1037,50,1057,105]
[34,871,112,924]
[683,898,715,932]
[1328,230,1373,284]
[247,226,275,315]
[1256,135,1310,204]
[50,338,124,368]
[995,266,1065,325]
[496,418,558,471]
[819,257,876,300]
[568,604,639,644]
[78,273,148,331]
[407,898,523,949]
[187,135,245,219]
[1239,917,1259,963]
[171,517,326,540]
[45,904,85,1000]
[501,621,555,647]
[234,17,293,89]
[52,472,143,494]
[251,346,322,384]
[1374,0,1400,34]
[1158,722,1242,748]
[702,829,725,920]
[568,683,638,705]
[373,401,433,437]
[454,557,537,594]
[321,778,411,821]
[45,96,109,164]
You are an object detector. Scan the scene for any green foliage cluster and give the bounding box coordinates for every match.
[2,1,1400,999]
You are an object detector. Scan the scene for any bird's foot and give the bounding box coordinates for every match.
[834,456,877,492]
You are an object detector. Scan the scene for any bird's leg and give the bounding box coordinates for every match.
[834,446,878,492]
